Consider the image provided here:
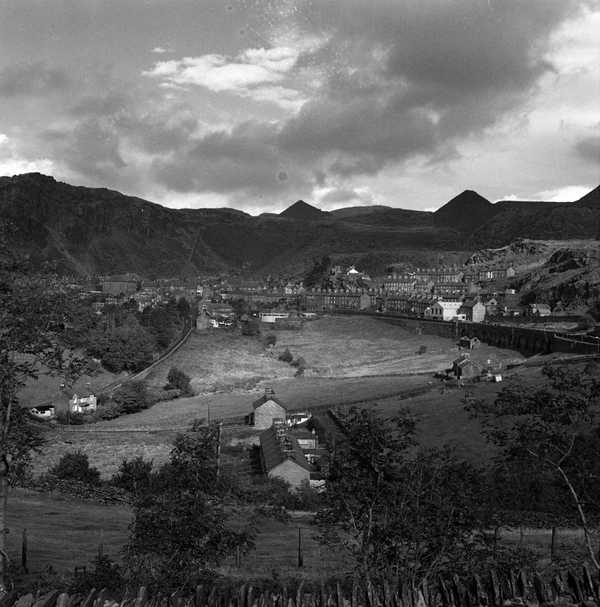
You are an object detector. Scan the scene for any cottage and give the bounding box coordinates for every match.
[259,424,311,490]
[287,410,312,426]
[69,393,97,414]
[249,388,287,429]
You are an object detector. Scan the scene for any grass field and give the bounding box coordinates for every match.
[32,315,528,477]
[19,314,557,577]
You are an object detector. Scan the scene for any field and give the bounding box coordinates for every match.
[17,314,561,577]
[32,316,525,476]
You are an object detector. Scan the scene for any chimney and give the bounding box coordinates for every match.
[265,386,275,398]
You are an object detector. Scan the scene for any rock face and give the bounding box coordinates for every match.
[1,173,599,277]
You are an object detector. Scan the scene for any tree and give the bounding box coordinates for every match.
[0,242,90,589]
[125,422,253,590]
[166,366,192,394]
[112,381,149,414]
[317,408,484,589]
[467,364,600,570]
[112,456,154,495]
[48,451,101,486]
[278,348,293,363]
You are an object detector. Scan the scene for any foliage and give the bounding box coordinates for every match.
[87,317,155,373]
[317,407,485,587]
[417,345,427,355]
[304,255,331,289]
[241,318,260,336]
[264,333,277,347]
[48,451,101,486]
[466,363,600,569]
[166,366,192,394]
[69,553,125,595]
[125,422,254,591]
[278,348,293,363]
[112,456,154,495]
[112,381,150,414]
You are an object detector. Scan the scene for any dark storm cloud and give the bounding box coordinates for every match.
[272,0,582,178]
[152,121,310,196]
[575,135,600,164]
[0,62,69,97]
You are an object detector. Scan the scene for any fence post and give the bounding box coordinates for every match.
[21,528,28,573]
[297,527,303,568]
[550,527,556,560]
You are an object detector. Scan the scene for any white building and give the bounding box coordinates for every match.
[69,394,97,414]
[426,300,464,321]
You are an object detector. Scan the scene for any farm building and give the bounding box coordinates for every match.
[248,388,287,429]
[452,354,480,380]
[25,403,56,421]
[459,336,480,350]
[259,423,311,490]
[529,303,552,317]
[69,393,97,414]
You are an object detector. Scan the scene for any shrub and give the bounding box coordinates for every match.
[278,348,293,363]
[166,366,192,394]
[112,456,153,495]
[417,345,427,355]
[265,333,277,347]
[292,356,307,369]
[48,451,101,486]
[113,381,149,414]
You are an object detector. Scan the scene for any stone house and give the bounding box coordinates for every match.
[259,424,311,490]
[249,388,287,429]
[427,300,464,321]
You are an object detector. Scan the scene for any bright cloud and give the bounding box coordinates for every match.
[143,45,302,107]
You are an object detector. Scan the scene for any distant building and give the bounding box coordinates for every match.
[529,303,552,317]
[249,388,287,429]
[69,393,97,414]
[259,423,311,490]
[426,300,464,321]
[26,403,55,421]
[459,300,486,323]
[452,354,479,380]
[100,279,137,296]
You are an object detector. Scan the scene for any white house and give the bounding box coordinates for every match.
[69,393,98,414]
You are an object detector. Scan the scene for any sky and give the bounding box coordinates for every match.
[0,0,598,214]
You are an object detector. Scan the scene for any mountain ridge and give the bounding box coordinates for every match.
[1,173,598,277]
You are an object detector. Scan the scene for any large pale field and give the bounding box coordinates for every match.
[33,315,524,477]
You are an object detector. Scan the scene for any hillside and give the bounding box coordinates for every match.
[280,200,328,220]
[433,190,496,233]
[1,173,598,277]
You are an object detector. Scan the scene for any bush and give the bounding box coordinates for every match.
[278,348,293,363]
[417,345,427,355]
[113,381,149,414]
[48,451,101,486]
[166,366,192,394]
[265,333,277,347]
[112,456,153,495]
[292,356,307,369]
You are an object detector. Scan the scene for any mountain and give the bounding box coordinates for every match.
[576,185,600,210]
[280,200,327,220]
[433,190,496,233]
[1,173,598,278]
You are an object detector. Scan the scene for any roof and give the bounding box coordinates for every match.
[259,426,312,472]
[252,394,287,410]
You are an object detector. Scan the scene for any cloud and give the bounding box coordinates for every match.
[535,185,594,201]
[0,62,69,97]
[0,133,54,176]
[151,46,173,54]
[575,134,600,164]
